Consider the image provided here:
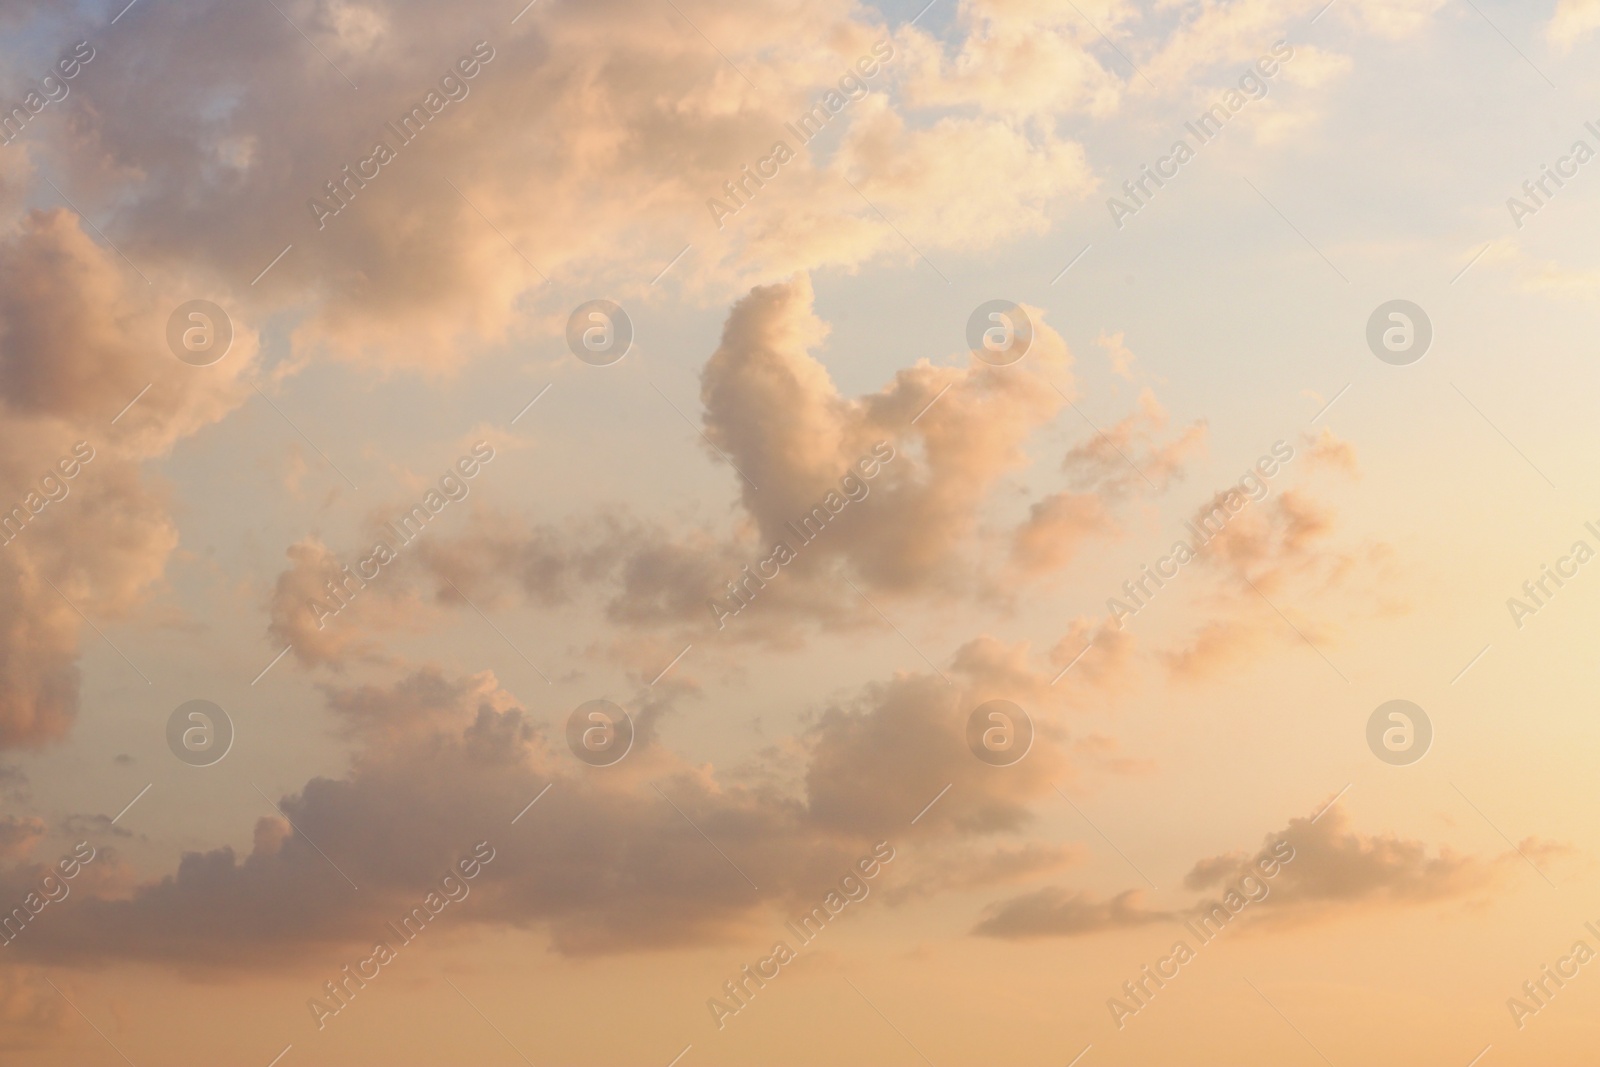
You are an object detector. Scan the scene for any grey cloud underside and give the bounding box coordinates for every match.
[1,646,1088,966]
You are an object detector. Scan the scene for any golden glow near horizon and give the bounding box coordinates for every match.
[2,0,1600,1064]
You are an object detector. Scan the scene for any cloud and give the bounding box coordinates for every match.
[1184,803,1560,921]
[973,887,1169,938]
[899,0,1127,119]
[273,275,1192,663]
[4,639,1125,966]
[1010,492,1115,574]
[1050,616,1138,695]
[1138,0,1440,94]
[804,636,1079,837]
[1481,243,1600,299]
[0,209,256,452]
[1098,330,1139,381]
[267,537,410,669]
[1139,0,1305,89]
[973,798,1553,941]
[3,668,790,964]
[1337,0,1451,39]
[1549,0,1600,49]
[1304,427,1358,475]
[0,208,256,748]
[1155,435,1397,680]
[1,0,1110,373]
[1157,486,1343,680]
[830,98,1096,255]
[0,0,1456,381]
[700,275,1072,594]
[1198,488,1336,593]
[989,379,1214,581]
[0,0,1451,747]
[59,814,133,841]
[1060,388,1207,499]
[0,451,179,748]
[0,817,45,862]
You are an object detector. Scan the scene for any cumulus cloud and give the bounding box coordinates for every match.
[1139,0,1438,90]
[0,448,179,747]
[899,0,1126,119]
[266,537,429,669]
[1050,616,1138,695]
[0,209,256,451]
[831,99,1095,254]
[3,668,786,964]
[1156,433,1397,680]
[0,209,255,748]
[11,0,1437,387]
[1010,492,1115,574]
[0,0,1111,372]
[4,638,1132,965]
[1549,0,1600,48]
[0,0,1448,745]
[804,636,1081,837]
[700,275,1073,593]
[268,275,1205,666]
[973,799,1551,940]
[1184,804,1561,921]
[0,0,1450,382]
[1157,487,1342,679]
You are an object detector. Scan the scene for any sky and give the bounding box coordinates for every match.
[1,0,1600,1064]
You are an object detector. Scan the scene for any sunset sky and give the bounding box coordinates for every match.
[3,0,1600,1064]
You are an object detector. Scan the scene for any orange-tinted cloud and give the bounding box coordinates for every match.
[973,887,1169,939]
[0,209,256,748]
[1157,433,1394,680]
[269,277,1202,664]
[973,799,1552,941]
[1185,803,1562,922]
[4,637,1124,965]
